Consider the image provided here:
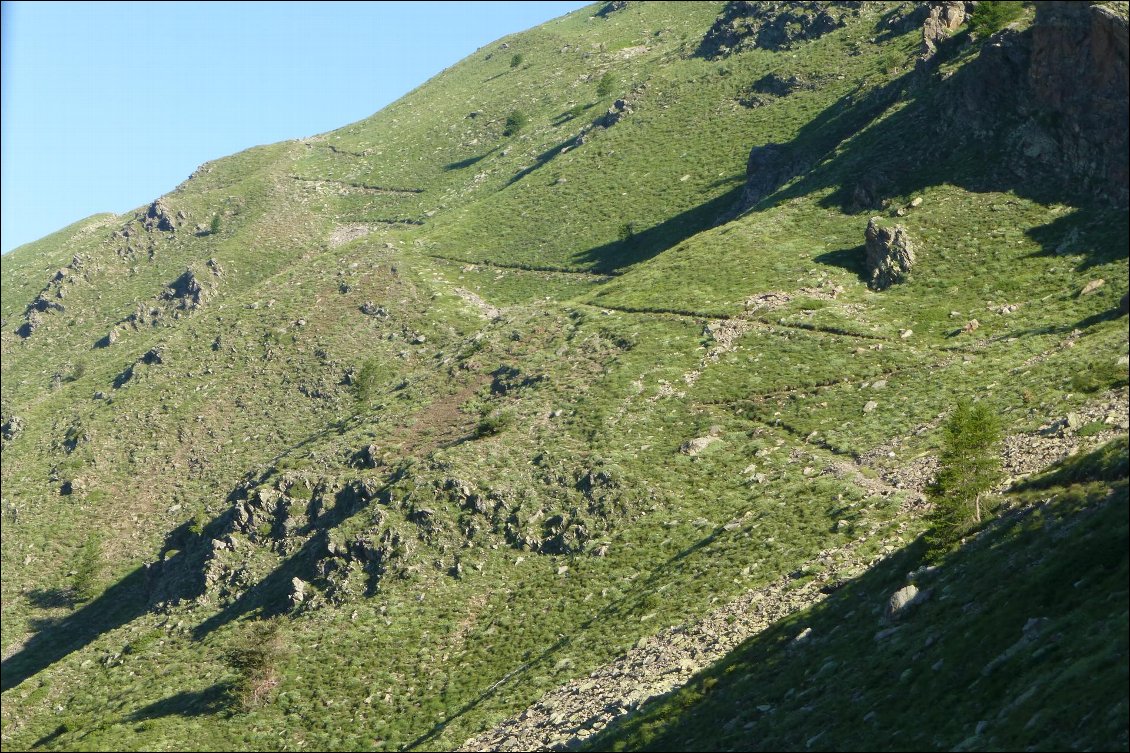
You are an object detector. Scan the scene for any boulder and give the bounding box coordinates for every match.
[886,584,929,619]
[864,217,915,290]
[1,415,25,441]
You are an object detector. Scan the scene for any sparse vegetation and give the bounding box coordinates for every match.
[510,53,524,69]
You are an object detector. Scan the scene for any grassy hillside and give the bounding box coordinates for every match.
[2,2,1127,751]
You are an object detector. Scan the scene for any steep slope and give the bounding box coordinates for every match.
[1,2,1127,751]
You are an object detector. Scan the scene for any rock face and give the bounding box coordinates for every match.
[864,217,914,291]
[696,1,857,58]
[1024,2,1129,205]
[941,2,1130,206]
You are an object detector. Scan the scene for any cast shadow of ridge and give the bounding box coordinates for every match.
[1,568,149,693]
[572,186,744,273]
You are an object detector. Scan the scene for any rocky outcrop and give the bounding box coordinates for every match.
[1,415,25,442]
[936,2,1128,205]
[160,268,211,313]
[731,142,811,215]
[920,1,973,60]
[595,0,630,17]
[142,200,180,233]
[592,98,633,129]
[864,217,914,290]
[574,99,635,146]
[696,1,859,58]
[14,254,87,338]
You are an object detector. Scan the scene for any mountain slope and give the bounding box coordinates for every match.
[2,2,1127,751]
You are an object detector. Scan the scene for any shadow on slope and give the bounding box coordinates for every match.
[1,569,151,693]
[572,187,744,273]
[586,440,1129,752]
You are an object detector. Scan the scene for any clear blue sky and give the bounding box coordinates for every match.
[0,1,590,255]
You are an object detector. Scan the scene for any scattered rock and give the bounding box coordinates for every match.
[680,433,720,456]
[697,1,849,58]
[863,401,879,413]
[886,584,927,619]
[1079,279,1104,296]
[864,217,915,291]
[1,415,25,441]
[963,319,980,334]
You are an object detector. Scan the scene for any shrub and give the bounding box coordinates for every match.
[71,533,102,603]
[353,359,381,405]
[967,1,1024,37]
[224,620,285,712]
[510,53,523,69]
[926,401,1001,559]
[210,214,222,235]
[596,71,616,98]
[503,110,529,137]
[475,409,515,438]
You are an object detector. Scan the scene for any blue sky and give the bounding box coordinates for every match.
[0,1,589,255]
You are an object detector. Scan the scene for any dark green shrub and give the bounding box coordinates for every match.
[510,53,523,69]
[210,214,222,234]
[968,1,1024,37]
[353,359,381,405]
[224,620,285,711]
[71,534,102,603]
[503,110,529,136]
[475,409,515,438]
[596,71,616,98]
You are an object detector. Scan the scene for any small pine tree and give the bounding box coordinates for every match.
[71,533,102,603]
[510,53,523,69]
[210,214,222,235]
[503,110,529,136]
[353,359,381,405]
[967,1,1024,38]
[224,620,285,711]
[926,401,1002,559]
[596,71,616,98]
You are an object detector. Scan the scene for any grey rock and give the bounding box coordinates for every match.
[886,584,926,619]
[864,217,914,291]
